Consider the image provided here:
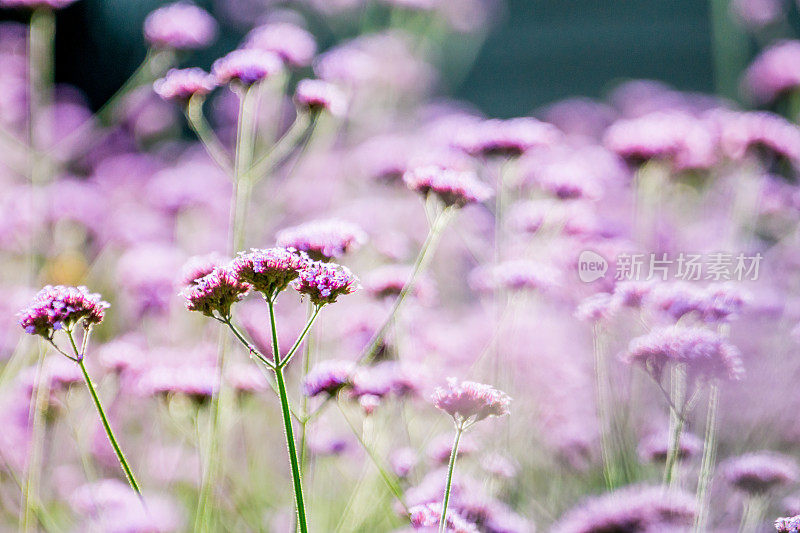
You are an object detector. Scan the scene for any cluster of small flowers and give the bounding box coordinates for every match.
[408,502,478,532]
[403,166,493,208]
[18,285,109,337]
[432,378,511,425]
[777,515,800,532]
[276,219,367,261]
[143,2,218,50]
[637,430,703,463]
[722,452,799,495]
[469,260,559,293]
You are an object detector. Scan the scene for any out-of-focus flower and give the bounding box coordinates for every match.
[212,49,284,86]
[644,282,748,324]
[143,2,217,50]
[638,430,703,463]
[409,502,479,533]
[469,260,559,293]
[303,359,354,397]
[153,68,216,102]
[390,447,419,478]
[404,166,492,208]
[744,41,800,104]
[244,22,316,68]
[732,0,783,30]
[138,364,218,403]
[182,266,250,317]
[432,378,510,425]
[623,326,744,383]
[351,361,419,399]
[481,453,518,479]
[294,79,347,116]
[232,247,308,299]
[454,117,560,158]
[18,285,108,337]
[427,433,477,464]
[712,110,800,165]
[293,261,360,305]
[540,97,617,140]
[552,485,696,533]
[71,479,182,532]
[179,253,226,287]
[575,292,615,322]
[722,452,799,495]
[226,363,268,395]
[276,219,366,261]
[363,264,434,301]
[0,0,77,8]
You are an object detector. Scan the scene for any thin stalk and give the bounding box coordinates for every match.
[360,206,455,363]
[278,305,322,369]
[230,86,259,252]
[249,111,313,183]
[269,300,308,533]
[186,95,232,173]
[299,301,316,473]
[663,410,686,486]
[20,344,48,533]
[738,495,766,533]
[693,383,720,533]
[593,323,617,489]
[438,423,463,533]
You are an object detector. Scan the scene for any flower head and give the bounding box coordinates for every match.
[469,260,559,293]
[19,285,109,337]
[143,2,217,50]
[623,326,744,383]
[276,219,366,261]
[0,0,77,7]
[432,378,510,425]
[212,49,283,86]
[454,117,560,158]
[777,515,800,532]
[409,502,478,533]
[294,79,347,116]
[244,22,316,68]
[404,166,493,208]
[303,360,354,397]
[181,266,249,317]
[638,430,703,463]
[179,253,226,287]
[744,40,800,104]
[293,261,360,306]
[722,452,799,495]
[153,68,216,102]
[231,247,308,299]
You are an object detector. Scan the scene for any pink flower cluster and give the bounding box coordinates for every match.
[18,285,109,337]
[432,378,510,425]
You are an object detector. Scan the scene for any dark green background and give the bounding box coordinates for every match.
[5,0,732,117]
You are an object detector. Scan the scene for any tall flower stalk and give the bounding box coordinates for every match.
[693,383,720,533]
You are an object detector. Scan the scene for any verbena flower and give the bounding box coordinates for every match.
[179,253,225,287]
[244,22,317,68]
[143,2,217,50]
[138,364,218,404]
[153,68,216,102]
[638,430,703,463]
[575,292,615,322]
[181,266,250,317]
[432,378,510,426]
[293,261,360,306]
[732,0,783,30]
[744,40,800,104]
[623,326,744,383]
[302,360,354,397]
[212,48,283,86]
[363,264,434,301]
[777,515,800,532]
[409,502,479,533]
[552,485,696,533]
[722,452,799,495]
[18,285,109,337]
[454,117,560,158]
[713,110,800,165]
[404,166,493,208]
[294,79,347,116]
[231,247,308,299]
[276,219,366,261]
[644,282,748,324]
[351,361,419,399]
[0,0,77,8]
[469,260,559,293]
[390,447,419,478]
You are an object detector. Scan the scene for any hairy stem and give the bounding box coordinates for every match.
[693,383,720,533]
[438,424,463,533]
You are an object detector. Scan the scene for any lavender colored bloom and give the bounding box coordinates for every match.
[469,260,559,293]
[732,0,783,29]
[427,433,477,464]
[454,118,560,158]
[713,110,800,165]
[181,266,250,317]
[391,447,419,478]
[744,41,800,104]
[153,68,216,102]
[18,285,109,337]
[409,502,479,533]
[404,166,493,208]
[231,247,308,298]
[777,515,800,532]
[575,292,615,322]
[138,364,218,403]
[212,48,284,86]
[722,452,799,494]
[293,260,360,306]
[638,430,703,463]
[432,378,510,425]
[481,453,518,479]
[294,79,347,116]
[276,219,366,261]
[552,485,696,533]
[644,282,748,324]
[0,0,77,7]
[179,253,225,287]
[623,326,744,382]
[612,281,655,308]
[363,264,433,301]
[143,2,217,50]
[226,363,268,394]
[244,22,317,68]
[303,359,354,397]
[351,361,419,399]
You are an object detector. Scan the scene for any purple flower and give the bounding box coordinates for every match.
[432,378,510,425]
[732,0,783,30]
[153,68,216,102]
[138,364,218,404]
[244,22,317,68]
[722,452,799,494]
[777,515,800,532]
[454,118,560,158]
[303,359,354,397]
[276,219,366,261]
[293,261,360,306]
[212,49,284,86]
[638,430,703,463]
[575,292,615,322]
[363,264,433,301]
[181,266,250,317]
[294,79,347,116]
[469,260,559,293]
[552,485,696,533]
[409,502,479,533]
[390,447,419,478]
[623,326,744,383]
[351,361,419,399]
[404,166,493,208]
[644,282,748,324]
[179,253,226,287]
[18,285,109,337]
[143,2,217,50]
[0,0,77,8]
[713,110,800,165]
[744,41,800,104]
[226,363,268,395]
[231,247,309,299]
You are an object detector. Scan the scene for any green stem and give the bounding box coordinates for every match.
[20,344,48,533]
[269,300,309,533]
[230,86,259,253]
[438,424,463,533]
[693,383,720,533]
[249,111,314,183]
[360,206,455,363]
[279,305,322,369]
[593,324,617,489]
[186,95,232,173]
[663,410,686,486]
